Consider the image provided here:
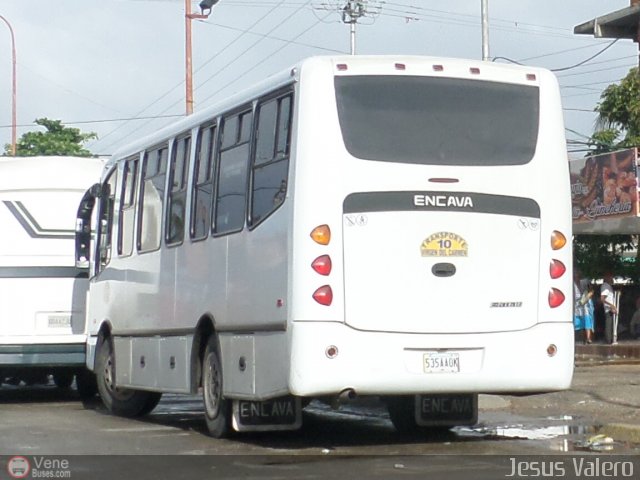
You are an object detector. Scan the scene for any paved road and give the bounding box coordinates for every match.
[1,365,640,478]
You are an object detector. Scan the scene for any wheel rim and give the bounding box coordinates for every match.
[204,351,222,419]
[103,348,134,401]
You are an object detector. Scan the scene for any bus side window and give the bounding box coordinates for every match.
[250,94,292,227]
[166,135,191,246]
[138,145,168,253]
[214,110,252,235]
[118,156,138,257]
[97,169,117,272]
[190,124,216,241]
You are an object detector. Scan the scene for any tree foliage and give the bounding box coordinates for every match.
[578,68,640,280]
[574,235,637,280]
[4,118,97,157]
[590,67,640,152]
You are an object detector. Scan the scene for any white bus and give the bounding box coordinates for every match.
[76,55,573,436]
[0,155,104,395]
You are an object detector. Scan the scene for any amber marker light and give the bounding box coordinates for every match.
[310,225,331,245]
[551,230,567,250]
[547,344,558,357]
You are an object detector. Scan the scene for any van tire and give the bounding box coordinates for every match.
[53,372,74,389]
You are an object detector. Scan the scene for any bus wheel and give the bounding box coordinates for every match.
[53,372,74,389]
[95,336,156,418]
[202,336,230,438]
[386,395,420,433]
[138,392,163,416]
[76,369,98,401]
[386,396,452,436]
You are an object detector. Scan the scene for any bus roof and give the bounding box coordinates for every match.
[0,156,105,191]
[108,54,555,164]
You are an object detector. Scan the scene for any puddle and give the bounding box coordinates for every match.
[452,417,631,453]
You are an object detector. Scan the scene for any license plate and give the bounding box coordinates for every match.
[232,396,302,432]
[423,352,460,373]
[415,394,478,426]
[48,314,71,328]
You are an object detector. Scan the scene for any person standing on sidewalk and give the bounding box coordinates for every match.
[600,271,618,344]
[573,269,594,344]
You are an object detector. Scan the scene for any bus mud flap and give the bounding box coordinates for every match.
[231,396,302,432]
[414,393,478,426]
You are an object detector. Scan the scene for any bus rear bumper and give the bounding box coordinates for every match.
[289,321,574,397]
[0,343,85,367]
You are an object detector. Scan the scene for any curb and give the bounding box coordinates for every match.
[575,357,640,367]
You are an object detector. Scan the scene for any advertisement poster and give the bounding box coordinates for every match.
[570,148,639,224]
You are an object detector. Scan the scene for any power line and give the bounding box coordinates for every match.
[0,114,184,130]
[493,40,621,72]
[198,9,331,106]
[96,0,314,153]
[552,39,619,72]
[91,0,293,153]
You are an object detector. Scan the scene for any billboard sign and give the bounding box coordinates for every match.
[570,148,639,224]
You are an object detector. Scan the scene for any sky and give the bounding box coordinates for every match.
[0,0,636,159]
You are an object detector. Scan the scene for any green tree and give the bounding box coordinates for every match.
[590,67,640,152]
[577,68,640,280]
[4,118,97,157]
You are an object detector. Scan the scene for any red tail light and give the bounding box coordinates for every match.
[313,286,333,306]
[548,288,565,308]
[311,255,332,276]
[549,259,566,279]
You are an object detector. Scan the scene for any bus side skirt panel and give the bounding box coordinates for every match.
[219,331,290,401]
[113,335,193,393]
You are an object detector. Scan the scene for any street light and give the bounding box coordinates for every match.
[185,0,219,115]
[0,15,17,156]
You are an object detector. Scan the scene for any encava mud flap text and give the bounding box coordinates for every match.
[415,393,478,426]
[232,396,302,432]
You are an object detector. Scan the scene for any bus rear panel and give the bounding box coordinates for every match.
[288,56,573,398]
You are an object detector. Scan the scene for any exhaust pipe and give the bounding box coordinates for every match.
[331,388,357,409]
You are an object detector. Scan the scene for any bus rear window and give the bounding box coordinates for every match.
[335,75,539,166]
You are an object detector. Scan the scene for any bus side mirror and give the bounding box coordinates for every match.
[75,183,100,269]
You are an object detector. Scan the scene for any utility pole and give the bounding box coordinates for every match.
[0,15,17,156]
[185,0,218,116]
[481,0,490,61]
[342,0,366,55]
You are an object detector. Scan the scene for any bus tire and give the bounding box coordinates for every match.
[76,369,98,401]
[138,392,163,416]
[202,336,230,438]
[95,335,156,418]
[53,371,74,389]
[386,396,452,436]
[386,395,421,433]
